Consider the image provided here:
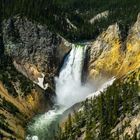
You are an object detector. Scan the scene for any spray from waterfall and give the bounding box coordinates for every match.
[26,44,114,140]
[55,44,94,107]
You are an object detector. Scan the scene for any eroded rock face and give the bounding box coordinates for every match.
[0,55,51,139]
[2,16,71,89]
[118,13,140,76]
[1,12,140,140]
[0,16,71,139]
[88,13,140,80]
[0,82,47,140]
[88,23,123,80]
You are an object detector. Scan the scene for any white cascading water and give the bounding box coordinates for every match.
[26,44,115,140]
[55,44,93,107]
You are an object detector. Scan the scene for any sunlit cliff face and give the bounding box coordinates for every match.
[88,24,123,80]
[88,13,140,80]
[118,14,140,76]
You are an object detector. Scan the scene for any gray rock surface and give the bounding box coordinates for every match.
[2,16,71,89]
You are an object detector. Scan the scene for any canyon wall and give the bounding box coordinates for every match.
[0,16,70,139]
[88,13,140,81]
[1,12,140,139]
[2,16,70,90]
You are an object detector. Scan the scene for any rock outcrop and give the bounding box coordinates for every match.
[0,16,71,139]
[118,13,140,76]
[88,23,123,80]
[1,11,140,140]
[89,10,109,24]
[88,13,140,80]
[2,16,71,89]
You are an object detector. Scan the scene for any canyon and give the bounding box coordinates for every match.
[0,11,140,140]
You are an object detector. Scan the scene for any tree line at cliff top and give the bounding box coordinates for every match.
[1,0,140,42]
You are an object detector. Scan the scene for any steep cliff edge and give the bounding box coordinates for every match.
[88,23,123,80]
[0,81,46,139]
[88,13,140,81]
[2,16,70,90]
[0,16,71,139]
[118,13,140,76]
[0,55,48,139]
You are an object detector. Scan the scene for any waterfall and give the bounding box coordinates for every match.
[55,44,89,107]
[27,44,93,140]
[26,44,114,140]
